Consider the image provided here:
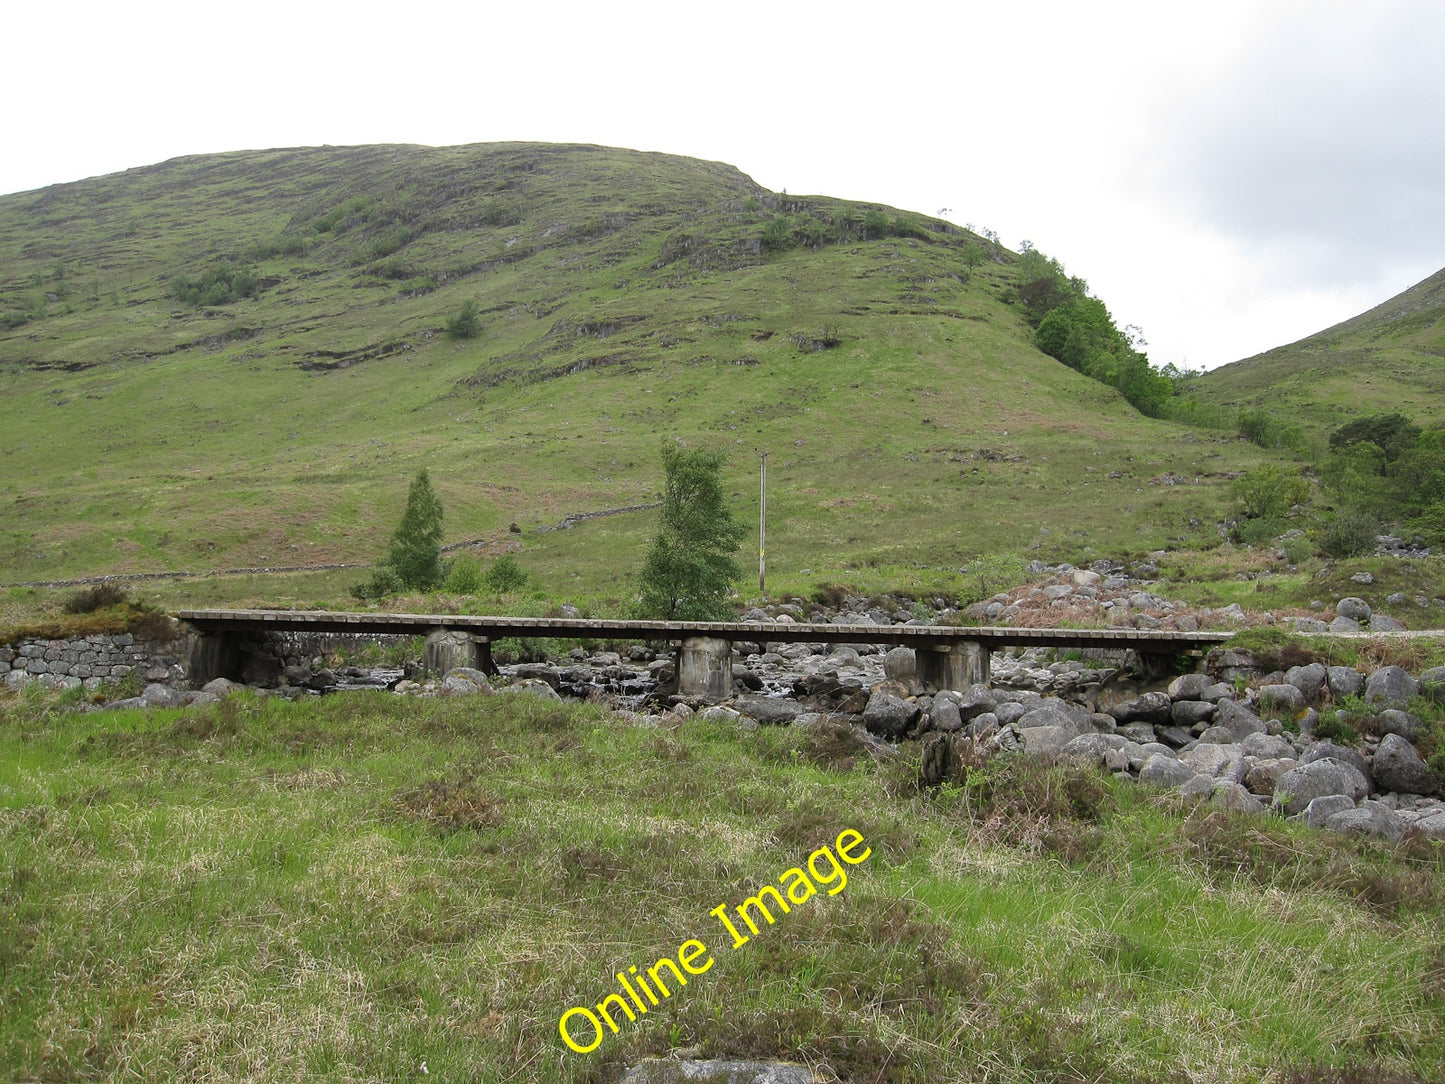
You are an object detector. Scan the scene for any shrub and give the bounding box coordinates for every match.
[1279,535,1315,564]
[350,567,400,600]
[442,555,487,594]
[445,299,481,340]
[484,555,528,593]
[63,582,130,614]
[1318,509,1382,558]
[1232,465,1309,521]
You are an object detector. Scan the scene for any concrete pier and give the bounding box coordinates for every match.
[677,636,733,701]
[917,642,990,692]
[423,629,496,676]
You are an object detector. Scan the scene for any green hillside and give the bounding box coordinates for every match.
[0,143,1279,603]
[1198,266,1445,430]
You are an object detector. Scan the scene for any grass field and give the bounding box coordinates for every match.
[3,688,1443,1082]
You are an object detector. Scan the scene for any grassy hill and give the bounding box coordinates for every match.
[1197,266,1445,432]
[0,143,1283,607]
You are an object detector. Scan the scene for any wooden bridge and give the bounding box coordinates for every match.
[177,609,1233,700]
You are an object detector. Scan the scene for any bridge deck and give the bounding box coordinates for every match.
[177,608,1232,654]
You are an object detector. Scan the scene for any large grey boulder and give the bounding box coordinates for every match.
[1326,666,1364,699]
[1211,781,1266,814]
[1255,684,1305,717]
[500,678,562,701]
[1244,757,1295,796]
[1370,614,1407,632]
[1139,753,1198,788]
[140,682,179,708]
[1167,673,1214,701]
[1273,759,1372,815]
[1182,743,1248,783]
[1284,663,1329,702]
[1019,726,1074,761]
[1371,733,1440,795]
[862,691,919,738]
[1241,731,1295,760]
[957,683,999,720]
[882,647,919,691]
[1324,803,1406,841]
[1110,691,1173,725]
[1171,700,1217,727]
[441,667,492,694]
[929,698,964,732]
[1419,666,1445,704]
[1017,699,1091,737]
[739,697,806,727]
[1376,709,1426,742]
[1214,699,1266,741]
[1303,793,1357,827]
[1060,732,1130,766]
[1335,597,1372,622]
[1364,666,1418,709]
[1300,740,1372,785]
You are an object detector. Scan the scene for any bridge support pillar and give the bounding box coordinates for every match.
[918,642,990,692]
[678,636,733,702]
[183,628,243,685]
[424,629,494,676]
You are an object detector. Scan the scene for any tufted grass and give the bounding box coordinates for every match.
[2,690,1444,1082]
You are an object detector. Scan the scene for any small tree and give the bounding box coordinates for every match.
[637,440,747,620]
[1232,465,1310,522]
[445,299,481,340]
[386,468,445,590]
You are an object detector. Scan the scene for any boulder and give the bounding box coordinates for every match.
[1017,699,1091,737]
[1110,691,1173,725]
[861,691,919,739]
[1419,666,1445,704]
[1330,616,1361,634]
[1364,665,1418,709]
[441,667,492,694]
[1241,731,1295,760]
[1139,754,1198,788]
[1324,803,1406,841]
[1255,684,1305,717]
[500,678,562,701]
[1182,743,1248,783]
[994,701,1030,727]
[1376,709,1426,742]
[1244,758,1295,796]
[1059,732,1130,766]
[1273,759,1372,816]
[1303,793,1358,827]
[201,677,240,698]
[1284,663,1329,702]
[957,684,998,721]
[930,698,964,732]
[1211,782,1266,814]
[1370,614,1407,632]
[1118,722,1157,744]
[140,682,179,708]
[738,697,807,726]
[1300,740,1372,785]
[1214,700,1266,741]
[1335,597,1372,622]
[882,647,919,691]
[1167,673,1214,701]
[1326,666,1364,699]
[1170,700,1217,727]
[1019,725,1073,761]
[1371,733,1440,795]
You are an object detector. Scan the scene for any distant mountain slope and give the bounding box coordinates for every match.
[0,144,1276,588]
[1197,267,1445,429]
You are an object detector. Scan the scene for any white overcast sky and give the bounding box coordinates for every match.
[4,0,1442,371]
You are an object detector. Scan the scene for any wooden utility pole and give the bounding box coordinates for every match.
[759,451,767,594]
